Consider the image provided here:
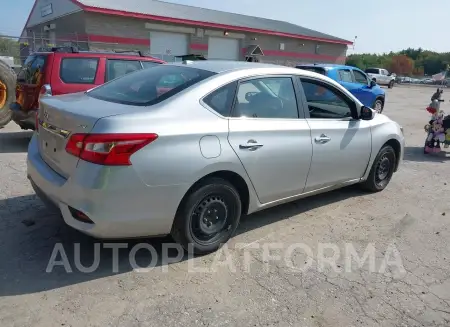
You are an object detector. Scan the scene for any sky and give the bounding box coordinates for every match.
[1,0,448,54]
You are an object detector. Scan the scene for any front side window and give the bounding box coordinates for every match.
[106,59,142,82]
[88,65,215,106]
[60,58,99,84]
[233,77,298,119]
[300,79,353,119]
[353,70,369,85]
[338,69,353,83]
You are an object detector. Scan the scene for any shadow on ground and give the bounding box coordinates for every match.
[0,131,33,153]
[404,146,450,163]
[0,186,366,296]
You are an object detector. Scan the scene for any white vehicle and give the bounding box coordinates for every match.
[365,68,395,88]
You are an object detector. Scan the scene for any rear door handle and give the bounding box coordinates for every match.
[239,139,264,150]
[314,134,331,144]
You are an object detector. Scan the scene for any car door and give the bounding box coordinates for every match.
[336,68,372,107]
[381,69,390,85]
[227,75,313,204]
[297,77,372,191]
[349,69,375,107]
[52,57,100,95]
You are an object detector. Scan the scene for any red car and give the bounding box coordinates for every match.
[10,47,165,130]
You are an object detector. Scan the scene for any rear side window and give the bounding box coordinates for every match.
[106,59,142,82]
[17,54,47,84]
[203,82,237,117]
[141,61,161,69]
[60,58,99,84]
[87,65,216,106]
[296,66,326,75]
[365,68,379,74]
[338,69,353,83]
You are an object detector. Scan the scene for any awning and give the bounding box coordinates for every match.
[245,45,264,56]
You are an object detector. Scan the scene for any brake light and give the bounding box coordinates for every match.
[35,111,39,132]
[65,133,158,166]
[39,84,52,97]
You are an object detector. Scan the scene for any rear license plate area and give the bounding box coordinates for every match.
[40,129,64,162]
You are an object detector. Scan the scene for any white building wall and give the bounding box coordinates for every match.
[27,0,82,27]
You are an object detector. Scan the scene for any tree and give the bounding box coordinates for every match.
[0,36,19,58]
[389,55,414,76]
[345,48,450,77]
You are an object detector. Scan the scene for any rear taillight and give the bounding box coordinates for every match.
[39,84,52,97]
[35,111,39,132]
[38,84,52,110]
[65,133,158,166]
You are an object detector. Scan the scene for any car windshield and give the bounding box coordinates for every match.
[87,65,216,106]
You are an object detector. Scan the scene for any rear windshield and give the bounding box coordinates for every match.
[17,54,47,84]
[365,68,379,74]
[296,66,326,75]
[87,65,216,106]
[142,61,161,69]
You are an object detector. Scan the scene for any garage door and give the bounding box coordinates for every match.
[208,37,240,60]
[150,31,188,62]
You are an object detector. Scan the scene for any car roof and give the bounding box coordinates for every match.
[170,60,283,73]
[168,60,345,86]
[32,51,165,62]
[296,63,360,70]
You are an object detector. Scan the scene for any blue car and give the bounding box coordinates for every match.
[296,64,386,113]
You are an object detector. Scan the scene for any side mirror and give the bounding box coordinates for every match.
[370,80,377,88]
[360,106,375,120]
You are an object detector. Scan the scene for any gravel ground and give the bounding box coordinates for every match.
[1,85,449,327]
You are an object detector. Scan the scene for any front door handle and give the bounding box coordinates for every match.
[239,139,264,150]
[314,134,331,144]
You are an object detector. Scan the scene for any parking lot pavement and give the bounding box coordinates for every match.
[1,85,450,327]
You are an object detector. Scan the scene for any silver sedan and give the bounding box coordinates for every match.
[27,61,405,254]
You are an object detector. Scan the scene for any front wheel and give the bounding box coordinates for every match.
[360,145,396,192]
[388,80,394,89]
[171,178,242,255]
[373,98,384,113]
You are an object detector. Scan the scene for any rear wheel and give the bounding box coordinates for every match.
[171,178,242,255]
[0,62,15,128]
[388,80,394,89]
[360,145,396,192]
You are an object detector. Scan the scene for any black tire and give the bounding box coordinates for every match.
[0,61,15,128]
[171,177,242,255]
[360,145,396,192]
[373,98,384,113]
[388,80,394,89]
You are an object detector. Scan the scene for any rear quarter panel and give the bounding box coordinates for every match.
[89,89,259,213]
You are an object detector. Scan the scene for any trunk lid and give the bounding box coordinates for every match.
[37,92,143,178]
[16,54,49,111]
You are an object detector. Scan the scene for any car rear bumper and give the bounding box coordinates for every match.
[27,134,186,239]
[10,102,36,130]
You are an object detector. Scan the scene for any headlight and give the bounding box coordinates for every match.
[400,126,404,135]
